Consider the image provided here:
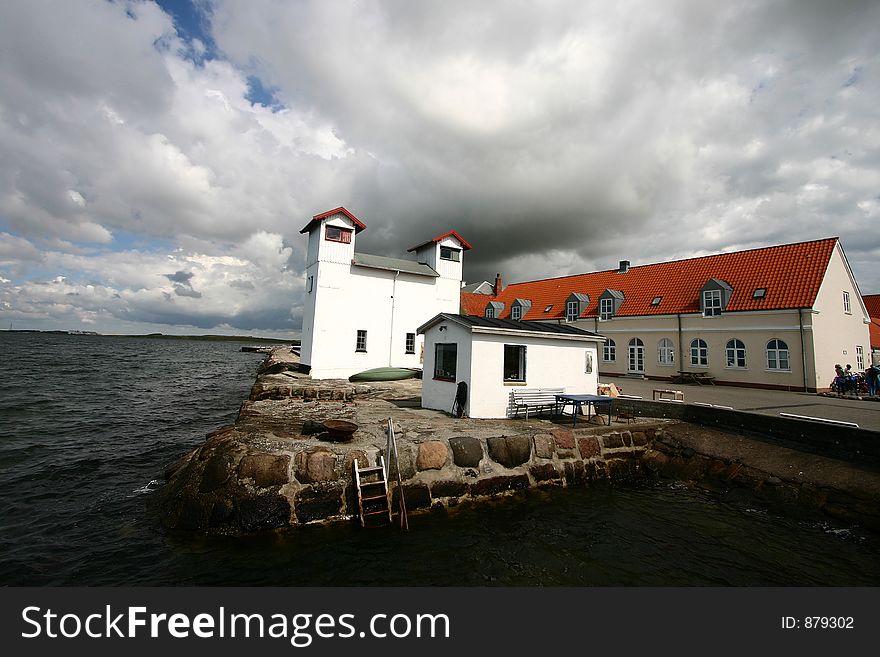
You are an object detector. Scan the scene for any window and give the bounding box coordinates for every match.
[405,332,415,354]
[766,339,790,371]
[503,345,527,382]
[355,330,367,352]
[843,291,851,314]
[600,297,614,320]
[485,306,495,319]
[440,246,460,262]
[603,338,616,362]
[725,338,747,368]
[651,296,662,306]
[628,337,645,373]
[703,289,722,317]
[753,288,766,299]
[325,226,352,243]
[585,351,593,374]
[511,305,522,321]
[658,338,675,365]
[434,343,457,380]
[856,345,864,370]
[566,300,579,322]
[690,338,708,367]
[544,305,553,313]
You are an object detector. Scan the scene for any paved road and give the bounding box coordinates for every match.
[602,377,880,432]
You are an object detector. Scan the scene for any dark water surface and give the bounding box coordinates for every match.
[1,332,878,586]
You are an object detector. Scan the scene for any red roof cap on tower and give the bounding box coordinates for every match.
[299,206,367,234]
[407,230,473,252]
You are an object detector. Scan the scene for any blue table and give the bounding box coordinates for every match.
[554,394,614,427]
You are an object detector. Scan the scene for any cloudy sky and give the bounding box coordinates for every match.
[1,0,878,336]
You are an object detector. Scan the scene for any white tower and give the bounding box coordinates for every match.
[299,207,365,374]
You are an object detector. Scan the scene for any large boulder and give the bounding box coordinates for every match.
[487,435,532,468]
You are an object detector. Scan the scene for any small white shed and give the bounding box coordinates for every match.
[417,313,606,419]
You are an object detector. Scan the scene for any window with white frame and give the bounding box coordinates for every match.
[600,297,613,320]
[703,289,722,317]
[585,351,593,374]
[355,330,367,352]
[566,300,579,322]
[856,345,864,370]
[725,338,747,368]
[766,339,790,371]
[405,332,415,354]
[511,305,522,321]
[485,306,495,319]
[843,291,851,314]
[690,338,708,366]
[603,338,616,362]
[658,338,675,365]
[503,345,527,382]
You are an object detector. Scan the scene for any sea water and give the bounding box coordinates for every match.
[1,331,878,586]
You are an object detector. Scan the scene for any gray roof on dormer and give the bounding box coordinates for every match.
[512,298,532,309]
[567,292,590,303]
[351,252,439,277]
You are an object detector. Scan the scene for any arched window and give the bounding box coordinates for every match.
[690,338,708,367]
[766,339,790,371]
[725,338,746,368]
[628,338,645,373]
[603,338,616,362]
[658,338,675,365]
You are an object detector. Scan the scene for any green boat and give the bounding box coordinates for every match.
[348,367,421,382]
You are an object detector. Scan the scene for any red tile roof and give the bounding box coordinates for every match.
[462,237,839,321]
[300,206,367,234]
[460,291,491,316]
[408,230,473,252]
[865,295,880,349]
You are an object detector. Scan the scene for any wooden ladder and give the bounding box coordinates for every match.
[354,456,392,528]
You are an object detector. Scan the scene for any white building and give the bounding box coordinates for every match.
[299,207,472,379]
[464,237,871,392]
[418,313,605,419]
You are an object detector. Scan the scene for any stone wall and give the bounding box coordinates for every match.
[158,420,663,534]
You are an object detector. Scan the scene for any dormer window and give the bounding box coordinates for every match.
[651,296,662,306]
[325,226,352,243]
[753,288,767,299]
[598,289,623,320]
[485,301,504,319]
[510,298,531,321]
[565,292,590,322]
[440,246,460,262]
[700,279,732,317]
[703,290,722,316]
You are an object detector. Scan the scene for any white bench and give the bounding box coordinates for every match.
[653,388,684,401]
[510,387,566,419]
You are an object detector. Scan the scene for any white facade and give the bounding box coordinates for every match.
[300,208,469,379]
[420,314,604,419]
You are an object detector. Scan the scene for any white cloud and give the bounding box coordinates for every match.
[1,0,879,335]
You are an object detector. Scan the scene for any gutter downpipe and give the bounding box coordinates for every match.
[798,307,808,392]
[389,270,399,366]
[677,314,683,375]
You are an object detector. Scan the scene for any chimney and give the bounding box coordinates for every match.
[618,260,630,274]
[494,273,503,296]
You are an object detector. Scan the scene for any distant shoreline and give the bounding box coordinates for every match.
[0,329,299,344]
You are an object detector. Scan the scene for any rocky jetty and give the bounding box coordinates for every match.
[157,348,880,535]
